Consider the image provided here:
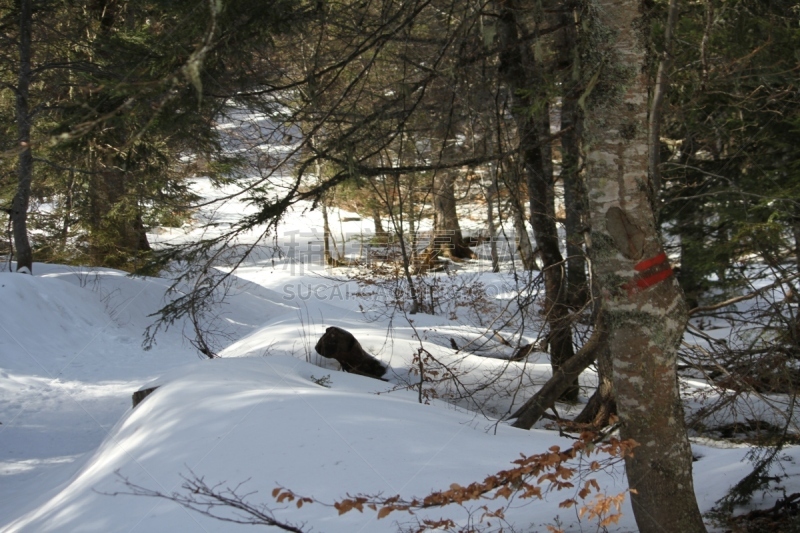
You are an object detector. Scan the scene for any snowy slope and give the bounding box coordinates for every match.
[0,255,797,532]
[1,175,799,532]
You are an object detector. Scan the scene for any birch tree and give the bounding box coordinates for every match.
[582,0,706,531]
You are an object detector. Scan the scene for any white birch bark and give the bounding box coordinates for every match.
[582,1,707,531]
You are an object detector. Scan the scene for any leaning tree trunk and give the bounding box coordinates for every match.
[583,1,706,531]
[573,313,616,427]
[11,0,34,274]
[511,311,607,429]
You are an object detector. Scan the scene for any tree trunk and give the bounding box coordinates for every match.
[12,0,34,274]
[561,126,588,307]
[88,167,151,270]
[503,169,537,270]
[526,113,578,401]
[559,8,589,307]
[321,199,336,267]
[485,163,500,273]
[511,312,607,429]
[60,170,76,251]
[674,136,703,309]
[583,1,706,531]
[648,0,678,207]
[372,209,385,236]
[497,0,577,401]
[794,204,800,273]
[573,316,616,427]
[431,172,475,259]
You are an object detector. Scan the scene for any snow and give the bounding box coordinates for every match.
[2,250,798,532]
[1,124,798,532]
[0,258,590,532]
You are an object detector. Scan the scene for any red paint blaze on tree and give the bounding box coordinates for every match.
[582,0,707,531]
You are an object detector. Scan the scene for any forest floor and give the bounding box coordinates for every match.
[1,175,799,532]
[2,95,800,533]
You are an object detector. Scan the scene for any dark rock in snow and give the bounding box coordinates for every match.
[315,327,387,380]
[132,386,159,408]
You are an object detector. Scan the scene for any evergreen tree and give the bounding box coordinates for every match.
[0,0,309,272]
[662,0,800,303]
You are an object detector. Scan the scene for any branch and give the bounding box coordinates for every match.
[107,472,310,533]
[688,273,799,317]
[32,157,98,175]
[273,425,632,521]
[510,313,608,429]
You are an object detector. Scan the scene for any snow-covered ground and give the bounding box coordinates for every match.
[2,127,799,531]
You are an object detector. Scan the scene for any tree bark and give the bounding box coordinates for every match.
[497,0,577,401]
[321,198,336,267]
[511,313,607,428]
[573,318,616,427]
[648,0,678,206]
[485,163,500,273]
[431,172,475,259]
[503,169,537,270]
[12,0,34,274]
[583,1,706,531]
[372,209,385,236]
[794,204,800,273]
[88,167,151,269]
[559,8,589,307]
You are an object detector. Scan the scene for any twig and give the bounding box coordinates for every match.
[688,273,799,316]
[106,471,310,533]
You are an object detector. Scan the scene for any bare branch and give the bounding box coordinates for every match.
[106,472,310,533]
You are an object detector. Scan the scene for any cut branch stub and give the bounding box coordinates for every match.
[605,206,645,260]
